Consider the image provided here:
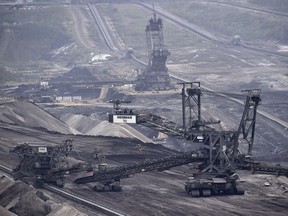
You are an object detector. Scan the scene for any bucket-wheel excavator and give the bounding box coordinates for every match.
[10,82,287,196]
[74,82,284,197]
[10,139,80,187]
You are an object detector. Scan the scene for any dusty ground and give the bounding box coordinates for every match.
[0,99,287,216]
[0,174,88,216]
[0,0,288,215]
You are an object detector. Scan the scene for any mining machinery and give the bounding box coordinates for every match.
[184,171,245,197]
[108,99,138,123]
[74,82,266,196]
[74,148,208,191]
[135,10,173,91]
[10,139,78,187]
[136,83,262,173]
[74,81,287,196]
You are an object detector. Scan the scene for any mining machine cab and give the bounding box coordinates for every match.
[108,99,139,124]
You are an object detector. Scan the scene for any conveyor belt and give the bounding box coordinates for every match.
[74,151,206,184]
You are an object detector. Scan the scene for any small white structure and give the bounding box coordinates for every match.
[63,96,72,101]
[72,96,82,101]
[40,81,49,88]
[90,54,112,63]
[112,115,137,124]
[56,96,82,102]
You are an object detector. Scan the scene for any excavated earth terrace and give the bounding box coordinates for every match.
[0,99,287,216]
[1,1,288,215]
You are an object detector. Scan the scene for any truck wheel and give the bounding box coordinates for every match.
[191,190,200,197]
[202,189,211,197]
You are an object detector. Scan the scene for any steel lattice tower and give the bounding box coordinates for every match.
[135,11,173,91]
